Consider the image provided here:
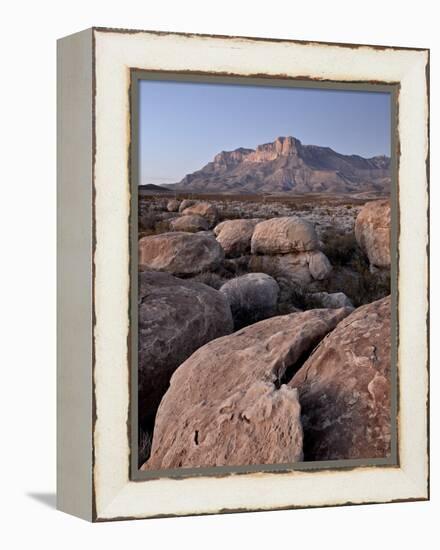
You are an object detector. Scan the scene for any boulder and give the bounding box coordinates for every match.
[214,218,261,257]
[169,214,209,233]
[290,295,391,460]
[250,253,311,285]
[251,216,319,254]
[220,273,279,328]
[249,250,332,286]
[138,271,233,425]
[308,291,354,309]
[166,199,181,212]
[181,201,219,227]
[308,250,332,280]
[178,199,196,212]
[138,232,224,275]
[213,220,227,236]
[355,199,391,268]
[139,210,178,233]
[143,307,351,470]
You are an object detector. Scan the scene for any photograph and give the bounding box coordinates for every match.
[1,0,433,537]
[135,77,395,472]
[54,22,429,524]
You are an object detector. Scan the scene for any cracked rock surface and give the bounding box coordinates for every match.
[290,295,391,460]
[142,307,351,470]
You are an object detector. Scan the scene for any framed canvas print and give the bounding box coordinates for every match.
[57,27,429,522]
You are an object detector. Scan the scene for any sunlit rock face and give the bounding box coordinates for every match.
[290,295,392,461]
[172,135,391,194]
[143,307,350,471]
[355,199,391,268]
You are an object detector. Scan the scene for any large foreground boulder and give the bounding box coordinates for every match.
[249,250,332,285]
[138,271,233,425]
[181,201,219,227]
[214,218,261,257]
[251,216,319,254]
[355,199,391,268]
[290,295,391,460]
[169,214,209,233]
[138,232,224,275]
[220,273,279,328]
[143,307,351,470]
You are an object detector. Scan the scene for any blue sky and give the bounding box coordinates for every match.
[139,79,391,185]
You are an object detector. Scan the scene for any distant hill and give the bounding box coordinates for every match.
[165,136,391,194]
[139,184,171,193]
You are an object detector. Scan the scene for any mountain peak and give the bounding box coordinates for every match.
[246,136,301,163]
[274,135,301,153]
[175,137,390,194]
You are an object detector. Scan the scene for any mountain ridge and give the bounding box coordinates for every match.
[164,136,391,194]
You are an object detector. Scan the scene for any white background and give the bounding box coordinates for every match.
[0,0,437,548]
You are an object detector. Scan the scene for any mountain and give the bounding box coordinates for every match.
[166,136,391,194]
[139,183,171,193]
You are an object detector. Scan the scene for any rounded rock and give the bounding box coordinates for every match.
[251,216,319,254]
[138,270,234,425]
[139,232,224,275]
[220,273,279,328]
[290,295,391,460]
[143,307,351,470]
[181,201,219,227]
[355,199,391,268]
[166,199,181,212]
[214,218,262,257]
[249,251,332,286]
[169,214,209,233]
[308,250,332,280]
[178,199,196,212]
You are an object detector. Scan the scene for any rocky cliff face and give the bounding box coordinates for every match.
[169,136,391,194]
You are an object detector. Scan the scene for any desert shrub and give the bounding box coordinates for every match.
[217,210,243,222]
[138,211,175,236]
[230,305,277,331]
[154,219,172,234]
[308,261,390,307]
[348,257,391,304]
[223,256,251,277]
[319,227,390,304]
[138,428,152,468]
[276,277,307,313]
[321,228,358,265]
[190,271,228,290]
[138,209,159,232]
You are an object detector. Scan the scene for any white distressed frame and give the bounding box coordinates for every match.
[89,29,429,520]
